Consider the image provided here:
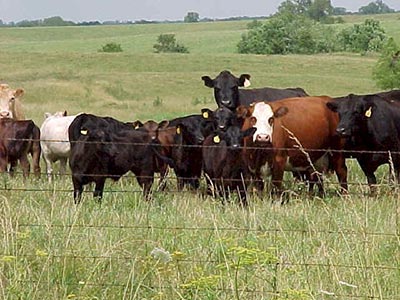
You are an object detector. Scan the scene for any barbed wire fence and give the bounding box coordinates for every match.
[1,137,400,299]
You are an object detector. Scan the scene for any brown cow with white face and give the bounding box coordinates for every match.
[238,96,348,197]
[0,84,25,119]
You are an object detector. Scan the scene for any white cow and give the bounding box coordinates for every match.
[40,111,80,182]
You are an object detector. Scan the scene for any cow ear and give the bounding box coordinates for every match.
[238,74,251,87]
[242,127,257,138]
[326,101,338,112]
[236,105,250,118]
[13,89,24,98]
[201,76,214,88]
[158,120,169,129]
[44,112,52,119]
[132,120,143,129]
[274,106,288,118]
[201,108,213,119]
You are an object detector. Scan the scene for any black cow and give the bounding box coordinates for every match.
[0,119,41,178]
[334,89,400,103]
[327,94,400,191]
[201,70,308,110]
[155,114,214,190]
[69,114,157,203]
[203,125,256,205]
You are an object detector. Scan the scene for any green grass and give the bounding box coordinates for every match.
[0,14,400,300]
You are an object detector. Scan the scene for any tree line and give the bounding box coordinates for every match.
[0,0,397,27]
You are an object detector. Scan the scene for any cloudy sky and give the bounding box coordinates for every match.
[1,0,399,23]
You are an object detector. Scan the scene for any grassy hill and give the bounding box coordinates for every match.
[1,14,399,123]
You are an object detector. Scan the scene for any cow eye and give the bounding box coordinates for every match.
[9,97,15,102]
[250,116,256,126]
[268,117,274,125]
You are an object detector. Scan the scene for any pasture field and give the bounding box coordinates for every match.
[1,14,400,300]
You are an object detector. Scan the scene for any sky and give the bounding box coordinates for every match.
[1,0,400,23]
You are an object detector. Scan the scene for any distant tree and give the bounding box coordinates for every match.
[277,0,333,22]
[153,34,189,53]
[338,18,386,53]
[238,14,338,54]
[184,12,199,23]
[332,7,348,15]
[373,38,400,89]
[307,0,333,21]
[359,0,395,14]
[99,42,123,53]
[42,16,75,26]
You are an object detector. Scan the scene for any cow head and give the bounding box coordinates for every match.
[0,84,24,119]
[213,126,257,150]
[133,119,169,140]
[201,106,240,132]
[237,102,288,143]
[202,70,251,110]
[327,94,374,137]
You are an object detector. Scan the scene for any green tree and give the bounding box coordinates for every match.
[153,34,189,53]
[184,12,199,23]
[373,38,400,89]
[359,0,395,14]
[308,0,333,21]
[338,18,386,53]
[237,14,337,55]
[277,0,333,21]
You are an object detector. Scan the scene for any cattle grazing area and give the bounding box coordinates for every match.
[1,15,400,300]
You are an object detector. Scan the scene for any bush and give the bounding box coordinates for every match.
[153,34,189,53]
[99,42,123,53]
[373,38,400,89]
[237,14,338,55]
[337,19,386,53]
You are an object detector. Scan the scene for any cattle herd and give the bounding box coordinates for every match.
[1,71,400,205]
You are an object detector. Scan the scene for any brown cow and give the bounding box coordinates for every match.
[0,119,41,177]
[238,96,348,197]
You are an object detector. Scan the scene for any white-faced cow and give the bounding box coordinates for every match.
[201,70,308,110]
[238,97,348,197]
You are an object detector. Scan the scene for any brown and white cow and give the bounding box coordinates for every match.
[238,96,348,196]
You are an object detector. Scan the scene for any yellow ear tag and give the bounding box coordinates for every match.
[365,107,372,118]
[213,135,220,144]
[202,111,209,119]
[176,127,181,134]
[80,129,88,135]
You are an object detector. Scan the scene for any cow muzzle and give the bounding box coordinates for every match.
[336,127,350,136]
[256,134,270,143]
[0,110,11,118]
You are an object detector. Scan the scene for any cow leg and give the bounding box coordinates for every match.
[309,171,324,197]
[19,155,30,178]
[43,155,53,183]
[358,158,378,194]
[331,153,348,193]
[136,171,154,200]
[93,179,105,203]
[157,166,169,191]
[59,158,68,177]
[72,176,84,204]
[271,154,286,194]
